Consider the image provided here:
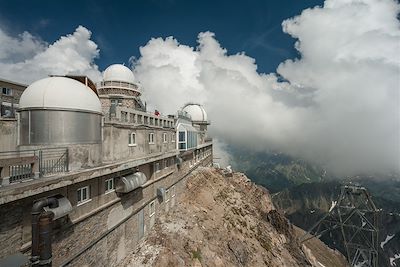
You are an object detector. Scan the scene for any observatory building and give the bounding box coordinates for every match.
[19,76,102,145]
[0,64,213,266]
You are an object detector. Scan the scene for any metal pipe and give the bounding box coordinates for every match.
[38,211,55,266]
[31,197,58,267]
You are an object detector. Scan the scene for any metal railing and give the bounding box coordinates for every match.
[9,164,33,183]
[0,147,69,184]
[38,148,69,177]
[97,81,141,91]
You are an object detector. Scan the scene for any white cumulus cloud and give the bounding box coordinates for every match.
[0,25,101,84]
[134,0,400,175]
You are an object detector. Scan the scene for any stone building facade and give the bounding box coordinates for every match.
[0,64,213,266]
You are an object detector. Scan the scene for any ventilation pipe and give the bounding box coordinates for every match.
[30,197,58,267]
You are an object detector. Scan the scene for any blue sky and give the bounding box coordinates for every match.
[0,0,323,73]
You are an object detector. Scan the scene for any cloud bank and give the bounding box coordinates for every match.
[0,25,101,84]
[134,0,400,175]
[0,0,398,176]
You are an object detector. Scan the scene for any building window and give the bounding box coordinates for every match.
[171,186,176,197]
[155,162,160,173]
[179,131,185,142]
[178,131,186,150]
[129,113,135,123]
[77,186,90,205]
[171,133,175,142]
[149,200,155,228]
[163,133,167,143]
[165,189,170,203]
[111,99,122,106]
[2,88,12,95]
[149,200,155,217]
[164,159,168,168]
[129,133,136,146]
[121,111,128,122]
[105,178,115,193]
[149,133,155,144]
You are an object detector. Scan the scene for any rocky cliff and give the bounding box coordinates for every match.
[118,167,348,267]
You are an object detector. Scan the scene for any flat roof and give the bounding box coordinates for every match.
[0,77,28,88]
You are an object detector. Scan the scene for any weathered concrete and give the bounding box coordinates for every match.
[0,149,213,266]
[0,119,17,152]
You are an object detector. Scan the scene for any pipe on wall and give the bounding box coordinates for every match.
[31,197,58,267]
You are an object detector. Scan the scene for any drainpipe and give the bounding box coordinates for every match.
[31,197,58,267]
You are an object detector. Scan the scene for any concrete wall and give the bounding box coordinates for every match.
[102,125,176,163]
[0,145,213,266]
[0,118,17,152]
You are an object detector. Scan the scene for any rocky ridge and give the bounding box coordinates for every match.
[119,167,348,267]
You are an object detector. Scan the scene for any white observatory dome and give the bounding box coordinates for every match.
[19,76,102,113]
[103,64,135,84]
[182,103,208,121]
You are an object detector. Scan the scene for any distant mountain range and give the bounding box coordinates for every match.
[229,148,400,267]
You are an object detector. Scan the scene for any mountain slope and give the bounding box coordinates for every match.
[119,167,348,267]
[229,149,326,193]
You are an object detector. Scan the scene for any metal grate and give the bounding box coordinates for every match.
[9,164,33,183]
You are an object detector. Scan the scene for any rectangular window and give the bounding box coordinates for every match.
[171,133,175,142]
[171,186,176,197]
[165,189,170,203]
[178,143,186,150]
[155,162,160,172]
[171,186,176,207]
[163,133,167,143]
[77,186,90,205]
[129,113,135,123]
[149,200,155,217]
[129,132,136,146]
[149,133,154,144]
[105,178,115,193]
[121,111,128,122]
[2,88,12,95]
[149,200,155,228]
[178,131,185,142]
[164,159,168,168]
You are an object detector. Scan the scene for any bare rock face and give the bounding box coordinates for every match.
[119,167,348,267]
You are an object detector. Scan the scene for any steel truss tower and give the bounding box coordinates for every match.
[301,185,380,267]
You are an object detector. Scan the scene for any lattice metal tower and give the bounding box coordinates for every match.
[301,184,380,267]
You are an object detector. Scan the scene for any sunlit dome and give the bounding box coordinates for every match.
[19,77,102,113]
[103,64,135,84]
[182,103,208,121]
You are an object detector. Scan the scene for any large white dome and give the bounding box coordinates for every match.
[19,77,102,113]
[103,64,135,84]
[182,103,208,121]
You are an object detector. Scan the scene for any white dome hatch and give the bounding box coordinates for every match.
[103,64,135,84]
[182,103,208,121]
[19,76,102,113]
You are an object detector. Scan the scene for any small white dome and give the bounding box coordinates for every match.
[19,77,102,113]
[182,103,208,121]
[103,64,135,84]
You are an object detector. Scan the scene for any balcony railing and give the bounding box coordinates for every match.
[0,147,69,186]
[97,81,141,92]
